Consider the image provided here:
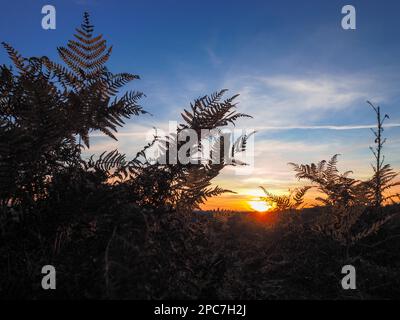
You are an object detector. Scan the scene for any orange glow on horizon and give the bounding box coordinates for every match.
[200,181,400,212]
[248,200,271,213]
[200,189,280,212]
[200,187,319,212]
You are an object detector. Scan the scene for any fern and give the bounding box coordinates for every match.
[289,155,369,207]
[259,186,310,211]
[181,89,251,131]
[42,12,146,147]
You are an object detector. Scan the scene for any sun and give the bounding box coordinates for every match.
[248,200,272,213]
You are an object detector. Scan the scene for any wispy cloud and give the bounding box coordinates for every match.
[223,73,391,127]
[205,47,222,66]
[254,123,400,131]
[88,69,400,211]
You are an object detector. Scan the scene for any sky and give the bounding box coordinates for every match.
[1,0,400,211]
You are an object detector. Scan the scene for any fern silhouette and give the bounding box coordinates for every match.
[42,12,146,147]
[288,154,368,207]
[1,12,400,301]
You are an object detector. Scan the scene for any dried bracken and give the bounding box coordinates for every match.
[1,13,400,300]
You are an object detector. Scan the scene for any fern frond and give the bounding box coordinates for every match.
[1,42,28,73]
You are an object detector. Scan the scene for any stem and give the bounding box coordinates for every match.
[376,106,382,207]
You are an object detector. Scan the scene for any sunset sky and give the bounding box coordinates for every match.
[2,0,400,211]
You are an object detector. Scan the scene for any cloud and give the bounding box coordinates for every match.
[205,47,222,66]
[87,69,400,211]
[84,122,162,159]
[253,123,400,131]
[222,73,388,128]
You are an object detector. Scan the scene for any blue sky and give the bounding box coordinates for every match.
[2,0,400,209]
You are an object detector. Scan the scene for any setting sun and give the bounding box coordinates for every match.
[248,200,271,213]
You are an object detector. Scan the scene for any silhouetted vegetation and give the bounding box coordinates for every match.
[1,13,399,299]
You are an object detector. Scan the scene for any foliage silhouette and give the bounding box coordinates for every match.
[1,13,400,300]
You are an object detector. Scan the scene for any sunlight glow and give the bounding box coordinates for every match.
[248,200,271,213]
